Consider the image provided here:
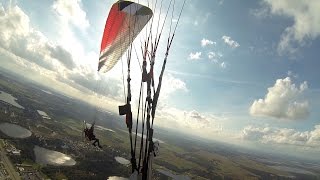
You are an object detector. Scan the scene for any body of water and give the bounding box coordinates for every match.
[34,146,76,166]
[96,125,115,133]
[157,169,190,180]
[107,176,128,180]
[37,110,51,119]
[85,123,115,133]
[0,123,31,138]
[136,133,165,144]
[115,156,130,165]
[41,90,52,95]
[269,165,315,175]
[0,91,24,109]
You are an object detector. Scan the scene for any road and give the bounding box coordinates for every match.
[0,139,21,180]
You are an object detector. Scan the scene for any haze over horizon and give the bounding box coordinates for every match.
[1,0,320,161]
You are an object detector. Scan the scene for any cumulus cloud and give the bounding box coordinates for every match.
[0,4,123,110]
[155,107,224,139]
[63,67,123,100]
[0,4,76,70]
[52,0,89,29]
[242,125,272,141]
[51,0,94,67]
[241,124,320,148]
[0,47,120,113]
[201,38,215,47]
[189,52,202,60]
[207,52,226,68]
[161,73,188,99]
[250,77,309,120]
[222,35,240,48]
[208,51,222,63]
[46,44,75,69]
[261,0,320,54]
[184,110,211,129]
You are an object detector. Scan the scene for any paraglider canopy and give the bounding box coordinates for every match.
[99,0,153,73]
[96,0,186,179]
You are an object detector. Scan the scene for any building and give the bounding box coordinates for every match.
[11,149,21,156]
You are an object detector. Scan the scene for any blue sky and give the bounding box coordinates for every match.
[0,0,320,160]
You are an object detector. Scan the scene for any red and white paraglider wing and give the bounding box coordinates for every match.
[98,1,153,72]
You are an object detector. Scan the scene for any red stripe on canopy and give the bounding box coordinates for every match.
[100,3,126,53]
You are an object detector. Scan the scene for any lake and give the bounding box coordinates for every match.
[136,133,165,144]
[96,125,115,133]
[41,89,53,95]
[269,165,315,175]
[0,123,31,138]
[37,110,51,119]
[0,91,24,109]
[157,169,190,180]
[85,123,115,133]
[34,146,76,166]
[107,176,127,180]
[115,156,130,165]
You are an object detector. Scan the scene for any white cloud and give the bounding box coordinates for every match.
[161,73,188,99]
[52,0,89,29]
[0,3,124,111]
[220,62,226,69]
[250,77,309,120]
[242,125,272,141]
[308,125,320,146]
[51,0,94,67]
[189,52,202,60]
[241,124,320,148]
[208,52,222,62]
[201,38,216,47]
[0,47,120,113]
[185,110,210,129]
[0,4,76,70]
[155,107,224,140]
[222,35,240,48]
[208,52,225,68]
[262,0,320,54]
